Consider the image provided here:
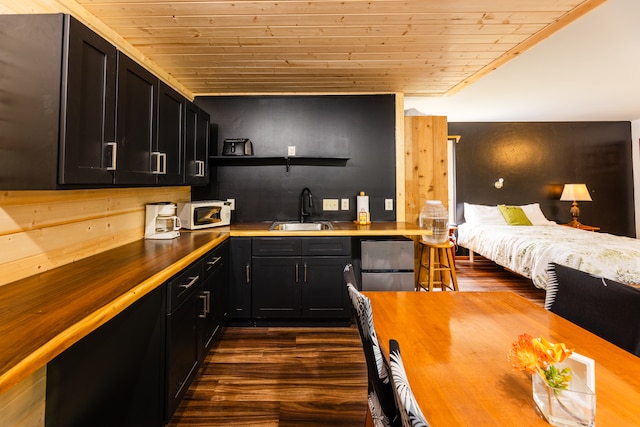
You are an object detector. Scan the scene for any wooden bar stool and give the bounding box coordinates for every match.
[416,240,459,291]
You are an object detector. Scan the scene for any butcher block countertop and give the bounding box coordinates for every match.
[0,221,421,394]
[228,221,425,236]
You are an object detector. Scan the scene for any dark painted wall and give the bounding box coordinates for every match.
[449,122,634,237]
[193,95,397,222]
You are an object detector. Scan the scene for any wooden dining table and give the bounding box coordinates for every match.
[365,291,640,426]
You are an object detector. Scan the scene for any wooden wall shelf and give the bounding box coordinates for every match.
[209,156,349,171]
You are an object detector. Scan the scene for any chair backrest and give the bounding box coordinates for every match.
[344,264,399,426]
[546,262,640,357]
[389,339,430,427]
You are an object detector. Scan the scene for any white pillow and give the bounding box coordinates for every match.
[464,203,508,225]
[519,203,554,225]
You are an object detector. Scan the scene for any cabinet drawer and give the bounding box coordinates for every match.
[202,243,227,279]
[301,237,351,256]
[252,237,302,256]
[167,261,202,312]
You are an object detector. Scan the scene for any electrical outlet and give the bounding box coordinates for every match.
[341,198,349,210]
[226,198,236,210]
[323,199,339,211]
[385,199,393,211]
[287,145,296,156]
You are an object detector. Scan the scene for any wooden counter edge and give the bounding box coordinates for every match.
[0,233,229,396]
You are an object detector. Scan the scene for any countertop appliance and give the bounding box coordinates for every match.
[361,238,415,291]
[222,138,253,156]
[145,202,181,240]
[178,200,231,229]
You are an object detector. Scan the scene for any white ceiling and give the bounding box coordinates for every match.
[405,0,640,122]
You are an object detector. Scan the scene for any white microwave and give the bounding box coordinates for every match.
[177,200,231,229]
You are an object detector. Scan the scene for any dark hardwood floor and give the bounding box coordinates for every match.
[168,256,544,427]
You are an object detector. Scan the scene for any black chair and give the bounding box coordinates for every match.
[344,264,399,427]
[388,339,430,427]
[546,262,640,357]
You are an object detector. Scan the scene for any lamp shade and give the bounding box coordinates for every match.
[560,184,592,202]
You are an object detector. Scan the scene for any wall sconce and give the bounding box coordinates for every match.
[560,183,592,227]
[494,178,504,189]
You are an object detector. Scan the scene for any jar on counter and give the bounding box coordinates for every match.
[419,200,449,244]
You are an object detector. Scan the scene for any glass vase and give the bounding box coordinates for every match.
[532,372,596,427]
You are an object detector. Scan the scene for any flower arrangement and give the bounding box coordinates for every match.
[508,333,574,389]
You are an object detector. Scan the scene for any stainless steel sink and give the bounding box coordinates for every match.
[269,221,334,231]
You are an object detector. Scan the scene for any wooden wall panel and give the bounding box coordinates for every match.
[403,116,449,224]
[0,187,190,287]
[0,367,45,426]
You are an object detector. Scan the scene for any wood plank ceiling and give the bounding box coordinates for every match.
[75,0,607,96]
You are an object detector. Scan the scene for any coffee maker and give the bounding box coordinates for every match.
[145,202,181,239]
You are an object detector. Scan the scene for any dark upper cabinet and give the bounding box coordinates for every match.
[0,13,196,189]
[157,82,185,185]
[0,14,118,189]
[114,52,158,185]
[59,15,118,185]
[184,101,210,185]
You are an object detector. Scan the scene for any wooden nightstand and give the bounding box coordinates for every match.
[562,223,600,232]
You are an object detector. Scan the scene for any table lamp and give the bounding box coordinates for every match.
[560,183,592,227]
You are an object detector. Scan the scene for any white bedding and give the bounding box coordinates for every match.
[457,223,640,290]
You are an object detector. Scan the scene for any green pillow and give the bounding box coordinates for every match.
[498,205,533,226]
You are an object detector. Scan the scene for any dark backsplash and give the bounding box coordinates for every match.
[193,95,397,223]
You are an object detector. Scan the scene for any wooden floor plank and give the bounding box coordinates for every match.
[169,256,543,427]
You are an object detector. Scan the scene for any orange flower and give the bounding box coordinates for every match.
[508,333,545,374]
[532,336,574,365]
[508,333,575,390]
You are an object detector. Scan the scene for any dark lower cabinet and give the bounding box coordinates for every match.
[228,237,252,320]
[45,286,166,427]
[165,261,202,422]
[250,237,351,322]
[198,241,229,363]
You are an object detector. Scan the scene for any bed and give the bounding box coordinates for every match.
[457,203,640,290]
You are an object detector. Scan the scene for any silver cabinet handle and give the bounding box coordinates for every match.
[179,275,199,290]
[106,142,117,170]
[206,256,222,268]
[295,263,299,283]
[245,264,250,283]
[204,290,211,314]
[303,262,308,283]
[152,152,166,174]
[195,160,205,177]
[198,293,207,318]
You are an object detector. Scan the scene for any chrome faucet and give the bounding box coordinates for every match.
[300,187,313,223]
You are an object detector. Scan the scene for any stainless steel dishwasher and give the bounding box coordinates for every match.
[361,238,415,291]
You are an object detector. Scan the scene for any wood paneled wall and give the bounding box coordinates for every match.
[403,116,449,223]
[0,187,190,287]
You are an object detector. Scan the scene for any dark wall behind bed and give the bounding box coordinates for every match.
[449,122,634,237]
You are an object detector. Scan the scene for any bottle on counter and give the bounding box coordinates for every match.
[356,191,370,224]
[419,200,449,243]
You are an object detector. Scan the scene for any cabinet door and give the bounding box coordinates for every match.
[59,16,117,185]
[184,101,210,185]
[165,289,199,421]
[115,52,158,185]
[198,242,229,362]
[156,82,184,185]
[229,238,252,319]
[45,286,165,427]
[252,256,301,318]
[302,256,351,319]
